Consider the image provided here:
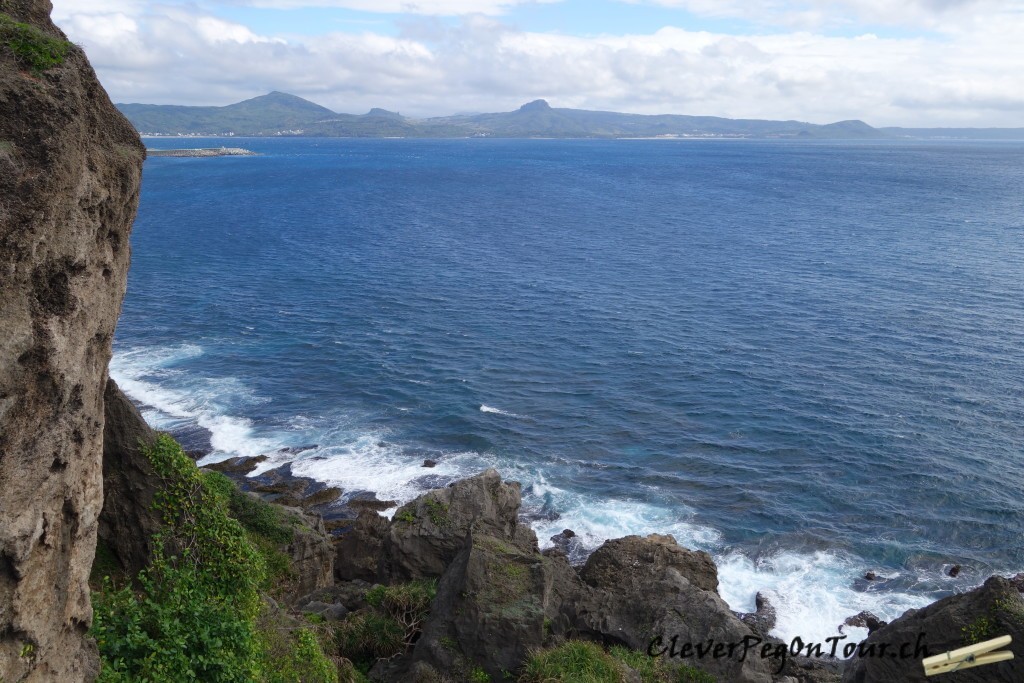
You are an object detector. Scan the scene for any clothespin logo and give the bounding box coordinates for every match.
[922,634,1013,676]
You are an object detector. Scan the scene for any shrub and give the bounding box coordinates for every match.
[92,434,337,682]
[0,13,71,74]
[336,611,407,668]
[520,641,627,682]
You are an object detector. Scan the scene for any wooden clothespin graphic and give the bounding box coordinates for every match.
[923,634,1013,677]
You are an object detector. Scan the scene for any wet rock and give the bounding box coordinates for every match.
[740,592,778,639]
[948,564,962,577]
[422,459,438,468]
[842,611,886,635]
[277,444,318,454]
[348,497,398,512]
[842,576,1024,682]
[206,454,268,475]
[864,571,877,581]
[301,486,342,508]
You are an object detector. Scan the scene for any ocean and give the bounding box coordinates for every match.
[112,137,1024,645]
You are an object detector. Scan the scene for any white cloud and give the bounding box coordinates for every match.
[50,2,1024,126]
[628,0,1017,31]
[221,0,560,15]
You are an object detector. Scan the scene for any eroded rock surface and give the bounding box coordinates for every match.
[0,1,144,678]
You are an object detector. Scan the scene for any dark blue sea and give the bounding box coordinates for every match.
[114,137,1024,643]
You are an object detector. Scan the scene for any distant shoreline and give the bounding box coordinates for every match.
[146,147,258,158]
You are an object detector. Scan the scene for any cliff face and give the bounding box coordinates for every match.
[0,0,144,679]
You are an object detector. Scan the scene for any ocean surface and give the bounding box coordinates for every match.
[113,137,1024,645]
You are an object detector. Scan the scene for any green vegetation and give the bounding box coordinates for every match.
[520,641,624,682]
[424,497,450,526]
[521,642,716,683]
[91,434,336,682]
[395,507,416,523]
[469,667,491,683]
[0,13,71,74]
[336,579,437,673]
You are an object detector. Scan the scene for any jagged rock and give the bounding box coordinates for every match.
[0,1,144,678]
[842,611,886,635]
[348,497,397,513]
[301,486,342,508]
[300,600,349,621]
[1010,572,1024,592]
[381,468,530,581]
[96,379,160,576]
[580,533,719,594]
[206,454,267,475]
[409,532,577,680]
[864,571,877,581]
[335,509,389,582]
[948,564,962,577]
[842,576,1024,682]
[741,591,778,639]
[571,534,774,682]
[277,506,334,601]
[297,581,373,614]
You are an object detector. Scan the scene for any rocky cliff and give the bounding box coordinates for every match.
[0,0,144,679]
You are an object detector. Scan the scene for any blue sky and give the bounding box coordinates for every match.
[50,1,1024,127]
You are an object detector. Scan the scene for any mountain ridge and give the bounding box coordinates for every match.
[116,91,1024,140]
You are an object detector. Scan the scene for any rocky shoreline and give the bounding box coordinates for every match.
[146,146,258,157]
[146,401,1024,683]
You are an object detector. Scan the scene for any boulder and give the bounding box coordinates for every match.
[571,534,774,683]
[409,532,578,680]
[842,611,886,635]
[580,533,719,594]
[842,576,1024,682]
[381,468,529,581]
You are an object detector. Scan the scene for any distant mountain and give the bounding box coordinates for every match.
[118,91,337,135]
[115,91,1019,140]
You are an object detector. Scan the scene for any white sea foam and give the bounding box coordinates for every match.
[110,344,938,649]
[717,550,932,650]
[525,473,721,556]
[286,428,492,507]
[111,344,277,460]
[480,404,524,418]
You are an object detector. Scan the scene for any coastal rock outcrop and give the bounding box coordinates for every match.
[0,1,145,679]
[97,378,160,576]
[380,468,527,581]
[842,576,1024,682]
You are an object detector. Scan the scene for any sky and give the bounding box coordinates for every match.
[51,0,1024,127]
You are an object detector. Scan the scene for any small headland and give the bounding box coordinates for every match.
[146,146,258,157]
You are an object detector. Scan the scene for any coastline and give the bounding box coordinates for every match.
[114,378,982,650]
[146,146,258,157]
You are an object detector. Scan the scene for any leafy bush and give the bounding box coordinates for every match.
[336,611,407,668]
[0,13,71,74]
[336,579,438,672]
[92,434,336,682]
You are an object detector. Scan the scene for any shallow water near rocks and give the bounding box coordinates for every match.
[113,137,1024,644]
